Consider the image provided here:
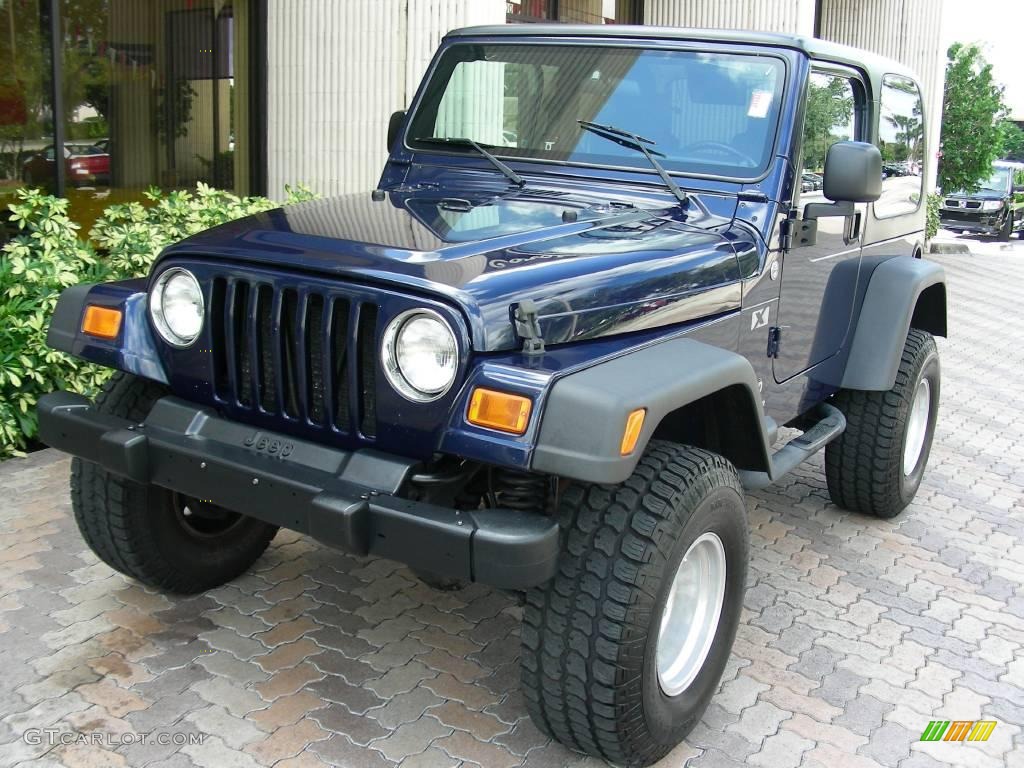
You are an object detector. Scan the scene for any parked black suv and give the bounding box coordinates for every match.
[940,161,1024,240]
[39,26,946,766]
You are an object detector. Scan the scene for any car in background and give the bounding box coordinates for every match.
[21,142,110,188]
[940,161,1023,241]
[802,171,823,191]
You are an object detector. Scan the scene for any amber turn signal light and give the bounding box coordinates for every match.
[620,408,646,455]
[81,305,122,340]
[467,388,532,435]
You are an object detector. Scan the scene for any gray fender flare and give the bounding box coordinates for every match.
[841,256,946,391]
[530,338,771,484]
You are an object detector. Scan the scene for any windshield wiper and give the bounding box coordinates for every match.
[414,136,524,187]
[577,120,688,205]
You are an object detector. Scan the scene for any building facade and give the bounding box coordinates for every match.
[0,0,945,227]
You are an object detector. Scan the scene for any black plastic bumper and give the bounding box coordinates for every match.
[37,391,559,589]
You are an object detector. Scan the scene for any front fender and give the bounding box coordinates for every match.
[46,281,168,384]
[530,338,771,484]
[841,256,946,391]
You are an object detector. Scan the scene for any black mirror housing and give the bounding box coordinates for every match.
[387,110,407,153]
[823,141,882,203]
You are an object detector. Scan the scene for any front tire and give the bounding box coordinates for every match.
[998,213,1013,241]
[71,372,279,594]
[521,442,749,767]
[825,329,940,518]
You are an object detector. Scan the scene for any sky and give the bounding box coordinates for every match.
[942,0,1024,119]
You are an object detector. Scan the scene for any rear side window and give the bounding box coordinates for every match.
[875,74,925,218]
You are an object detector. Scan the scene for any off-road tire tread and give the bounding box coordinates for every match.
[70,372,276,593]
[825,329,936,517]
[521,441,743,767]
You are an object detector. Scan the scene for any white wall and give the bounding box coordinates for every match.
[644,0,817,34]
[266,0,505,199]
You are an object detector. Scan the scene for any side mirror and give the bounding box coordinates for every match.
[387,110,407,153]
[822,141,882,203]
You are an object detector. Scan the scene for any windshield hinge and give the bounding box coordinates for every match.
[514,300,546,356]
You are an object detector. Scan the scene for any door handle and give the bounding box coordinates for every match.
[844,211,862,245]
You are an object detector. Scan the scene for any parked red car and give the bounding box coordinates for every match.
[21,142,110,187]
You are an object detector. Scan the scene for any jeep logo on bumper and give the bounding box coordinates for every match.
[243,431,293,458]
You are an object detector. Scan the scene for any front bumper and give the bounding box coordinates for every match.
[939,213,1001,234]
[38,391,559,589]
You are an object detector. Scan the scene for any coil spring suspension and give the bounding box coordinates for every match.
[491,468,550,513]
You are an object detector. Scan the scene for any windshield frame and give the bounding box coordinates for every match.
[402,38,792,186]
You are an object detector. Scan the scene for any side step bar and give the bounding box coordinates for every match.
[739,403,846,490]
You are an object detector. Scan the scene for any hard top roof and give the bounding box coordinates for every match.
[446,24,918,82]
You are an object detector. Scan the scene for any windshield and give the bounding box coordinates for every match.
[979,167,1012,194]
[407,44,785,179]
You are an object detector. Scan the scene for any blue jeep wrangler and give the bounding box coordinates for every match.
[40,25,946,766]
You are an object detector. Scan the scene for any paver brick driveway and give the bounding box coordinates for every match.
[1,247,1023,768]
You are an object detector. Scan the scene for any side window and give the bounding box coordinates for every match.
[876,74,925,217]
[800,71,857,187]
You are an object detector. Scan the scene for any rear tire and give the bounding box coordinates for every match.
[825,329,939,518]
[521,442,748,767]
[71,372,279,594]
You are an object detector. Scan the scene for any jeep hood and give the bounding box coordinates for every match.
[160,188,753,351]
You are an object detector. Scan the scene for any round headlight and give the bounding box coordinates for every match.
[150,268,204,347]
[382,309,458,401]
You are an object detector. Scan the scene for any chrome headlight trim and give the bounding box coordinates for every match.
[149,267,204,348]
[381,308,459,402]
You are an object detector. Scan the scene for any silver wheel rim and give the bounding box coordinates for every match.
[656,532,727,697]
[903,378,931,476]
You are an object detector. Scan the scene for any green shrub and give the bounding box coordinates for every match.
[0,190,111,456]
[1,182,316,458]
[926,193,941,241]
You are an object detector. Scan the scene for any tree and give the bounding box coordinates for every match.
[1000,120,1024,163]
[938,43,1007,194]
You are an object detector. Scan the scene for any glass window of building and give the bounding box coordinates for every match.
[1,0,56,215]
[57,0,258,229]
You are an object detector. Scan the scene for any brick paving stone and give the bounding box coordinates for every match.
[245,690,327,730]
[748,728,814,768]
[185,704,265,749]
[253,662,324,701]
[76,679,149,718]
[428,699,512,740]
[244,719,330,764]
[434,730,523,768]
[313,702,391,745]
[368,686,446,730]
[400,746,460,768]
[308,674,386,714]
[422,672,503,711]
[313,734,395,768]
[374,716,453,763]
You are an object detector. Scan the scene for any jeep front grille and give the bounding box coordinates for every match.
[210,277,378,437]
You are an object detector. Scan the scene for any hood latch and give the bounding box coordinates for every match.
[514,300,546,356]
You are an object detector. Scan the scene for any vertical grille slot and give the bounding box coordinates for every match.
[358,304,378,437]
[256,285,275,412]
[234,282,252,407]
[306,294,325,425]
[330,298,352,431]
[279,289,300,418]
[210,277,228,400]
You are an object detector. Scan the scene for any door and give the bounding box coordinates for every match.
[773,68,868,383]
